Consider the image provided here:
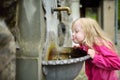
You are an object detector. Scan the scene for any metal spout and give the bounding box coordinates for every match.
[52,7,71,15]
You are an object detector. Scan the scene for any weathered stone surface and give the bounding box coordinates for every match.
[0,20,16,80]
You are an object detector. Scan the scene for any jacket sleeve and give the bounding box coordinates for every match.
[92,46,120,70]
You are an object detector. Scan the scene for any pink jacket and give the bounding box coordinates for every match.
[81,44,120,80]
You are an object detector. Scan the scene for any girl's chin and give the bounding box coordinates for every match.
[73,41,79,44]
[73,40,80,44]
[74,41,83,44]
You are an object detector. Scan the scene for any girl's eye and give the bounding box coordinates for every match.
[75,30,79,33]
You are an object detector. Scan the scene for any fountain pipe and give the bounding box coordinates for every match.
[51,7,71,15]
[51,7,71,22]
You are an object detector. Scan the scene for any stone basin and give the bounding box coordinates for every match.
[42,47,90,80]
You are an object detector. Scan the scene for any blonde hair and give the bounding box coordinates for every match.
[72,18,116,51]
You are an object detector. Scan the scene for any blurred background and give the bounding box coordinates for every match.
[0,0,120,80]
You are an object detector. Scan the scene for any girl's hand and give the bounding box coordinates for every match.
[88,49,95,59]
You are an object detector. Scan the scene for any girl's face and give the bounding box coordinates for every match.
[72,21,85,44]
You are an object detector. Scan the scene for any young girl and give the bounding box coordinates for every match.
[72,18,120,80]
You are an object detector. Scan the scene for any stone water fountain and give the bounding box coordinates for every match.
[42,0,90,80]
[42,31,90,80]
